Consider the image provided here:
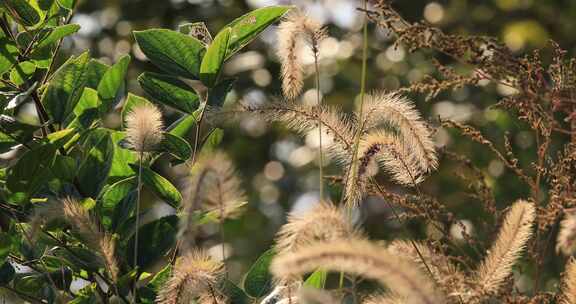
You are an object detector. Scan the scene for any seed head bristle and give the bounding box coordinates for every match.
[475,200,535,296]
[125,103,164,152]
[557,209,576,256]
[274,201,359,255]
[277,11,326,100]
[156,249,224,304]
[180,151,246,252]
[271,239,445,304]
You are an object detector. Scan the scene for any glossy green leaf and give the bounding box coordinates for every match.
[304,269,327,289]
[3,0,41,26]
[0,115,40,145]
[167,111,200,138]
[101,176,136,229]
[127,215,178,269]
[133,29,206,79]
[56,0,75,9]
[131,165,182,208]
[202,128,224,152]
[225,6,291,58]
[101,177,136,215]
[208,78,236,107]
[98,54,130,113]
[0,38,19,76]
[147,264,172,292]
[244,248,275,297]
[109,131,138,180]
[138,72,200,113]
[9,61,36,86]
[77,132,114,198]
[42,52,89,124]
[200,27,231,87]
[85,59,110,89]
[35,23,80,50]
[69,87,99,129]
[6,144,57,200]
[159,133,191,161]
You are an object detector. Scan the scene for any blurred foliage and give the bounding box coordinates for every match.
[3,0,576,298]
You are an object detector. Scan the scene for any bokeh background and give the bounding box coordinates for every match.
[55,0,576,287]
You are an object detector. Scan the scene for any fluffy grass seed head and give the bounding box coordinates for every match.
[271,239,445,304]
[30,197,119,281]
[475,199,535,296]
[362,92,438,173]
[180,151,247,251]
[274,201,359,255]
[156,249,224,304]
[125,103,164,152]
[388,240,469,301]
[560,258,576,304]
[277,11,326,100]
[557,209,576,256]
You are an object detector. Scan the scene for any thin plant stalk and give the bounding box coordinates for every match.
[133,151,144,300]
[342,0,370,206]
[314,47,324,199]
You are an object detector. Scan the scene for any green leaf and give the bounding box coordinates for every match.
[53,155,76,182]
[127,215,178,269]
[9,61,36,86]
[200,27,231,87]
[85,59,110,89]
[35,23,80,50]
[167,111,200,138]
[0,262,15,285]
[0,233,13,264]
[208,78,236,107]
[225,6,291,58]
[133,29,206,79]
[159,133,191,161]
[77,132,114,198]
[42,52,90,124]
[6,144,57,200]
[101,177,136,215]
[304,269,327,289]
[69,87,99,129]
[0,132,19,153]
[100,176,136,229]
[3,0,41,26]
[147,264,172,292]
[56,0,75,9]
[130,165,182,208]
[0,115,40,145]
[121,93,154,127]
[109,131,138,180]
[98,54,130,113]
[220,279,250,304]
[243,248,275,298]
[0,38,19,76]
[138,72,200,113]
[202,128,224,152]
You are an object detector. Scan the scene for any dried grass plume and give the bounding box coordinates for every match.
[125,103,164,152]
[271,239,445,304]
[274,201,358,255]
[557,209,576,256]
[277,11,326,99]
[475,199,535,296]
[180,151,247,251]
[156,249,224,304]
[560,258,576,304]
